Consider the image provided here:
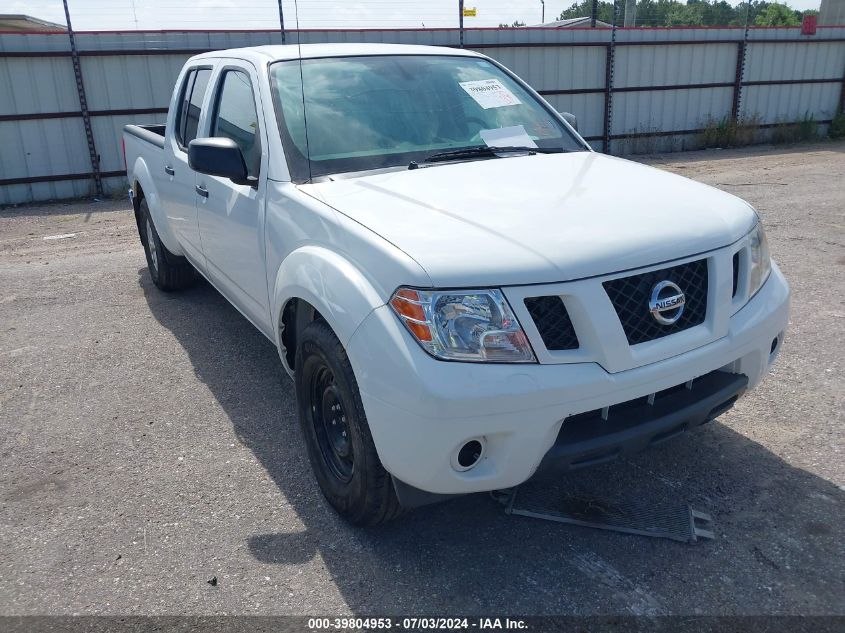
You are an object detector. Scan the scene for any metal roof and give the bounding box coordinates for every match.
[0,14,66,32]
[531,17,613,28]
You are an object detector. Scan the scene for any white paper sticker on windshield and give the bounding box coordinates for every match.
[459,79,522,109]
[480,126,537,149]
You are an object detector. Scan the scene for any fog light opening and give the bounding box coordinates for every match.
[770,337,779,355]
[454,439,485,471]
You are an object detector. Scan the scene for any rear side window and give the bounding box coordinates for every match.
[211,70,261,178]
[174,67,211,149]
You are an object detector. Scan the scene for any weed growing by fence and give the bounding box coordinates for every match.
[771,113,819,144]
[829,111,845,140]
[615,125,681,155]
[699,115,761,149]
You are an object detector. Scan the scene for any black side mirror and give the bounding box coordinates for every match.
[188,137,252,185]
[560,112,578,132]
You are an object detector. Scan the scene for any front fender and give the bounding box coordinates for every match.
[272,245,386,367]
[131,155,183,255]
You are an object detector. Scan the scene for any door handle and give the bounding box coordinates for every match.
[164,165,175,176]
[195,184,209,198]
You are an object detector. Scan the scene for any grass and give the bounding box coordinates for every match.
[699,115,760,149]
[614,110,843,156]
[770,112,820,145]
[829,110,845,140]
[615,125,679,155]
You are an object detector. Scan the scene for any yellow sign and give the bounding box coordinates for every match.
[463,7,477,17]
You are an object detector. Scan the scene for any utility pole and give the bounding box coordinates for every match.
[623,0,637,27]
[540,0,545,24]
[62,0,103,198]
[129,0,139,29]
[277,0,286,44]
[590,0,598,27]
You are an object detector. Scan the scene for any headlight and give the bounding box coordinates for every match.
[389,288,536,363]
[748,222,772,299]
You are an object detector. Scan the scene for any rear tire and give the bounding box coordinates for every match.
[295,320,406,526]
[139,198,196,291]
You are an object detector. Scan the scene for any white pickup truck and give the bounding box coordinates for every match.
[123,43,790,525]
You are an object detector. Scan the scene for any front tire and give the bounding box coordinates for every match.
[295,320,405,526]
[139,198,196,291]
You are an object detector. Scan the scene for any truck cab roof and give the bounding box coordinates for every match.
[189,43,485,64]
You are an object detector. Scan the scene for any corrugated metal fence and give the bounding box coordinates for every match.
[2,26,844,205]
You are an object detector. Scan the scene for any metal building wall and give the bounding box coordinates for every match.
[1,26,845,205]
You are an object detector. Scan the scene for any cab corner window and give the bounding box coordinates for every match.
[185,69,211,148]
[174,70,195,148]
[212,70,261,179]
[175,67,211,150]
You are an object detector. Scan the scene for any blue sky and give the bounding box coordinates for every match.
[7,0,822,30]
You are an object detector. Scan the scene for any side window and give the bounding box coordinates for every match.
[174,68,211,150]
[184,69,211,146]
[212,70,260,179]
[174,70,196,148]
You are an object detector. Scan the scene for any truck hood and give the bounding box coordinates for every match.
[303,151,757,287]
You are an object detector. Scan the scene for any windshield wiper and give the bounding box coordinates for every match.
[412,145,565,168]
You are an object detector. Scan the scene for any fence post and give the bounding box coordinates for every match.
[732,5,752,123]
[277,0,286,44]
[838,61,845,115]
[62,0,103,198]
[602,0,619,153]
[459,0,465,48]
[731,41,746,121]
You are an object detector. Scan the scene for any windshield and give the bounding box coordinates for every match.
[269,54,586,181]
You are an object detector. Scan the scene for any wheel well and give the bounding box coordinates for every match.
[132,181,144,233]
[280,298,326,370]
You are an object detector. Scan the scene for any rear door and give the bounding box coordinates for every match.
[196,61,271,331]
[161,64,213,265]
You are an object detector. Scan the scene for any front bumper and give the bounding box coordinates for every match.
[532,369,747,478]
[346,264,790,496]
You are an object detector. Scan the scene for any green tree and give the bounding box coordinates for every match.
[558,0,617,24]
[555,0,803,27]
[754,3,800,25]
[665,3,707,25]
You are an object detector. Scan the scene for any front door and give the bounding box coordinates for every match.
[196,63,270,331]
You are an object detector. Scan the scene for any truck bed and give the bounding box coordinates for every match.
[124,124,166,149]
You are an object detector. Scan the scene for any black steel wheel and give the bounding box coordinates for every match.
[138,198,196,291]
[295,320,406,525]
[310,364,354,483]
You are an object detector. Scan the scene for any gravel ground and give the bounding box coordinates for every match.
[0,143,843,616]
